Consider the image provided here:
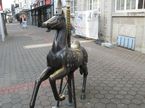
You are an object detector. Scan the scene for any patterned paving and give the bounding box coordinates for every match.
[0,23,145,108]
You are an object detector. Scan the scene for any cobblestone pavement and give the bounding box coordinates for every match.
[0,23,145,108]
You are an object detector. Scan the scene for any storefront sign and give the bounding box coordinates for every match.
[0,0,3,11]
[74,10,99,39]
[45,0,51,5]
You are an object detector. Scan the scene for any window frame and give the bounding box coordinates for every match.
[88,0,99,10]
[115,0,145,12]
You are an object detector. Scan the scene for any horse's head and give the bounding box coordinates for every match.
[42,14,66,30]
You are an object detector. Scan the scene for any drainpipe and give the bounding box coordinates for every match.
[110,0,113,43]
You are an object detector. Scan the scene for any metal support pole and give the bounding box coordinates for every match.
[72,73,77,108]
[68,74,72,104]
[66,0,71,48]
[57,78,63,107]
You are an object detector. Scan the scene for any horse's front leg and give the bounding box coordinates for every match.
[80,64,88,100]
[49,67,67,101]
[30,67,54,108]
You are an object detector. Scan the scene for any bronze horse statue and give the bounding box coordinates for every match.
[29,12,88,108]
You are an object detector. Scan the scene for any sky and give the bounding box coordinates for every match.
[1,0,66,10]
[2,0,14,10]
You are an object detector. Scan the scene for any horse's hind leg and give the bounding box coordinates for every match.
[30,67,54,108]
[80,63,88,100]
[49,67,67,101]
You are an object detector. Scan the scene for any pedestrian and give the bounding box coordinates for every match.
[19,16,22,24]
[22,15,27,28]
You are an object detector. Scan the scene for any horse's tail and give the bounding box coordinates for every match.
[81,46,88,64]
[79,46,88,76]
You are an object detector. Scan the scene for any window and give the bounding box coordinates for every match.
[115,0,145,12]
[70,0,74,13]
[116,0,125,10]
[93,0,99,9]
[138,0,145,9]
[126,0,136,10]
[88,0,99,10]
[74,0,99,11]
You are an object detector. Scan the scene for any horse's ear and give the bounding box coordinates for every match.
[61,11,64,16]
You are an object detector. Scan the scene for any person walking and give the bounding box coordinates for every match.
[19,16,22,24]
[22,15,27,28]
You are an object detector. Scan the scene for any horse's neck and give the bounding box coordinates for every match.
[52,28,67,53]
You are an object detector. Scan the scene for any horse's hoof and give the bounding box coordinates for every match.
[29,103,34,108]
[59,94,65,101]
[80,94,86,100]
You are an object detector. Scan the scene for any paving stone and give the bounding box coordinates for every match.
[12,103,22,108]
[38,95,49,101]
[117,104,128,108]
[140,104,145,108]
[109,90,118,95]
[1,102,12,108]
[42,101,51,107]
[113,87,122,91]
[1,23,145,108]
[128,104,140,108]
[119,91,128,95]
[95,94,105,99]
[135,95,145,100]
[22,104,28,108]
[105,94,115,99]
[11,98,21,104]
[95,103,105,108]
[84,102,93,108]
[132,99,142,104]
[115,95,124,99]
[0,97,11,104]
[121,99,131,104]
[106,103,117,108]
[21,98,30,105]
[128,91,136,96]
[125,94,134,100]
[100,98,110,104]
[111,98,121,104]
[100,90,108,94]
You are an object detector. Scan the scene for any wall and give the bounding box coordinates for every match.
[112,16,145,53]
[99,0,113,42]
[0,13,1,37]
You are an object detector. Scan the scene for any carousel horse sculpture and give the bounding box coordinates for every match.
[29,2,88,108]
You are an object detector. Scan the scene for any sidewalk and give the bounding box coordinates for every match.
[0,23,145,108]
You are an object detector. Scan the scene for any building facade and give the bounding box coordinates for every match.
[13,0,53,27]
[30,0,53,27]
[13,0,145,53]
[14,0,32,14]
[111,0,145,53]
[73,0,145,53]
